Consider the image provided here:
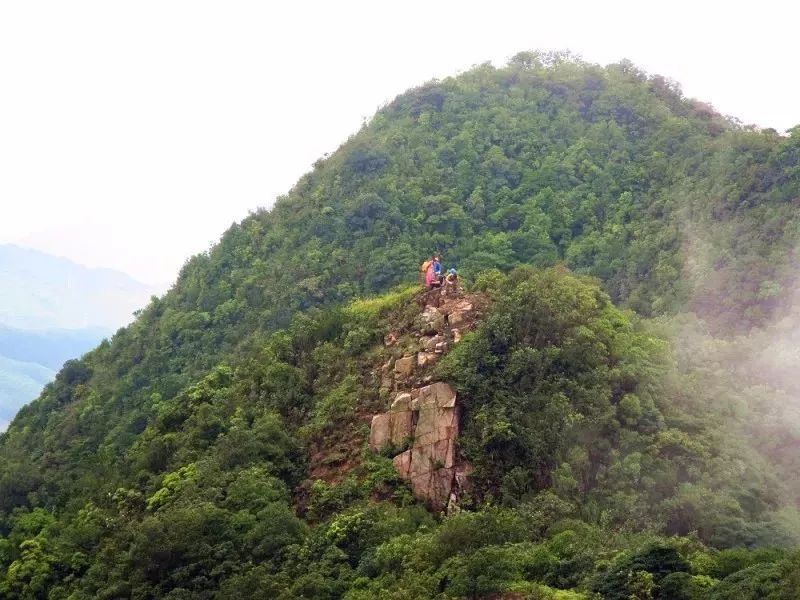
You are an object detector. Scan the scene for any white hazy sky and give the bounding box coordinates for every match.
[1,0,798,286]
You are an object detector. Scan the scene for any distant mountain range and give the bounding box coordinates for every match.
[0,245,155,429]
[0,244,154,330]
[0,325,110,369]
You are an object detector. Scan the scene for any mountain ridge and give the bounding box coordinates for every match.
[1,53,799,598]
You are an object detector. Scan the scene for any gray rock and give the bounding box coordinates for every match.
[418,306,445,335]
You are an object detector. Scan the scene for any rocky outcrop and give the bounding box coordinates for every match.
[372,382,464,511]
[369,292,483,511]
[368,393,414,451]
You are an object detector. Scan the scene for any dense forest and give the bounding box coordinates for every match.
[1,52,800,598]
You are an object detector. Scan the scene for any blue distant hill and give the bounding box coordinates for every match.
[0,353,55,431]
[0,325,110,370]
[0,245,155,430]
[0,244,154,330]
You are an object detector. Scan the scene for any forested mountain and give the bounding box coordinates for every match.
[1,53,800,598]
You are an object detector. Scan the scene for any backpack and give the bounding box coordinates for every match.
[420,260,433,273]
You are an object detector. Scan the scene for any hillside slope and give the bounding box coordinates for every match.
[2,273,799,597]
[1,53,800,598]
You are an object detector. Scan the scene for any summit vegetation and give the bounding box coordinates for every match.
[1,52,800,598]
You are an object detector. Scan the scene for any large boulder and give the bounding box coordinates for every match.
[422,334,444,352]
[388,410,413,447]
[417,306,445,335]
[418,381,457,408]
[369,408,413,453]
[389,393,414,445]
[443,298,474,328]
[448,310,466,327]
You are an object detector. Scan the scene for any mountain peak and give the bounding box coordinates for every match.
[1,56,800,596]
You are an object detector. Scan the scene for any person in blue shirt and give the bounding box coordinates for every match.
[432,255,443,279]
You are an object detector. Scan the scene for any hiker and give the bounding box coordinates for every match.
[420,256,434,286]
[444,268,459,296]
[432,255,443,281]
[421,255,443,289]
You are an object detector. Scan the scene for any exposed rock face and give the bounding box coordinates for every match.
[369,392,414,451]
[373,382,464,511]
[391,392,412,411]
[369,292,482,510]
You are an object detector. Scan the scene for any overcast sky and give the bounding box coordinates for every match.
[1,0,798,286]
